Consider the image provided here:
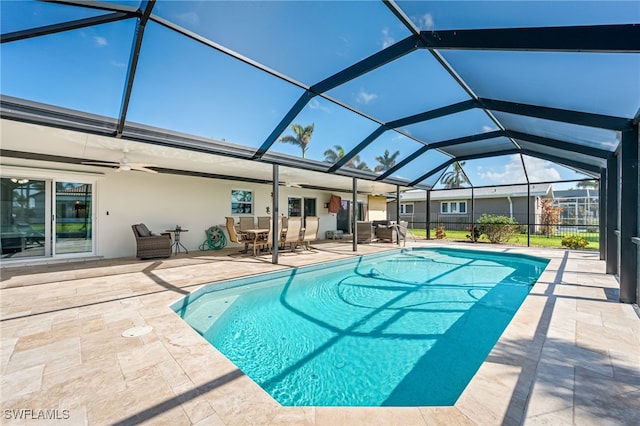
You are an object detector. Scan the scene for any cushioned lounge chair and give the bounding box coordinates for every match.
[131,223,171,259]
[356,221,374,244]
[375,222,396,243]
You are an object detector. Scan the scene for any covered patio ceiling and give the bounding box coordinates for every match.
[1,0,639,191]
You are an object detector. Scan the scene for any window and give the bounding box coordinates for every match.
[441,201,466,214]
[400,203,414,215]
[231,190,253,214]
[288,197,302,216]
[289,197,317,218]
[357,201,365,221]
[303,197,317,217]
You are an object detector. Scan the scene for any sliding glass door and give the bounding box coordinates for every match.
[0,177,94,260]
[1,178,48,259]
[55,182,93,255]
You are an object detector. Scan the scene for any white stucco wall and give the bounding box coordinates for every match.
[98,171,369,258]
[1,162,371,261]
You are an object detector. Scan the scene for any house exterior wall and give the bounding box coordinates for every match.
[100,173,369,258]
[1,161,370,262]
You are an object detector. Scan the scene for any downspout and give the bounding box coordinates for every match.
[507,195,514,219]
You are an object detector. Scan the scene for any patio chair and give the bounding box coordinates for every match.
[225,217,249,253]
[356,221,374,244]
[299,216,319,250]
[257,216,271,229]
[374,221,396,243]
[131,224,171,259]
[280,216,302,252]
[239,216,255,231]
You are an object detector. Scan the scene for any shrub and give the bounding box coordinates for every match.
[466,225,480,243]
[561,235,589,249]
[434,225,447,240]
[477,214,518,243]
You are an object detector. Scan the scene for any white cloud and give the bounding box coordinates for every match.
[381,28,395,49]
[308,98,331,113]
[356,89,377,105]
[524,157,562,182]
[336,36,351,58]
[176,11,199,26]
[482,125,495,133]
[477,155,560,183]
[392,133,409,142]
[93,36,107,47]
[416,13,435,30]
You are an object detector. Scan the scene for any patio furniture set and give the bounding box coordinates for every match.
[356,220,412,245]
[225,216,320,256]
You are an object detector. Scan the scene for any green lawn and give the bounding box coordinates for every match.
[410,228,599,251]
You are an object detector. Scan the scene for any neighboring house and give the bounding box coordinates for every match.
[387,184,554,231]
[552,189,599,226]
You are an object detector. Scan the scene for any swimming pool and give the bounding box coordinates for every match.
[173,247,548,406]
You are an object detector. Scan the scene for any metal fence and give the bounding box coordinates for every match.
[401,214,600,248]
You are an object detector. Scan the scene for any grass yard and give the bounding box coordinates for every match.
[410,228,599,251]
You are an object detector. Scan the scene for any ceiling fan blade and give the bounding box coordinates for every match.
[129,163,158,168]
[130,166,158,173]
[280,182,303,188]
[82,161,119,167]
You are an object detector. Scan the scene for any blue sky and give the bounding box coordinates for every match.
[3,0,637,189]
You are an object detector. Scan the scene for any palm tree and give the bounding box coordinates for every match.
[279,123,314,159]
[374,149,400,172]
[323,145,347,163]
[440,161,469,189]
[323,145,370,171]
[352,159,370,171]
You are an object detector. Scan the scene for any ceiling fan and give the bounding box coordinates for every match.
[281,181,303,188]
[278,174,304,188]
[82,149,158,173]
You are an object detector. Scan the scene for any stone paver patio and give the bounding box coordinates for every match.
[1,240,639,425]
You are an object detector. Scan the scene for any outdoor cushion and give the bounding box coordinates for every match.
[135,223,151,237]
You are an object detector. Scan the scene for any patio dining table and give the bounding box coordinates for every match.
[244,228,270,256]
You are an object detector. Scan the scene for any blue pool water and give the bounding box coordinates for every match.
[173,247,548,406]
